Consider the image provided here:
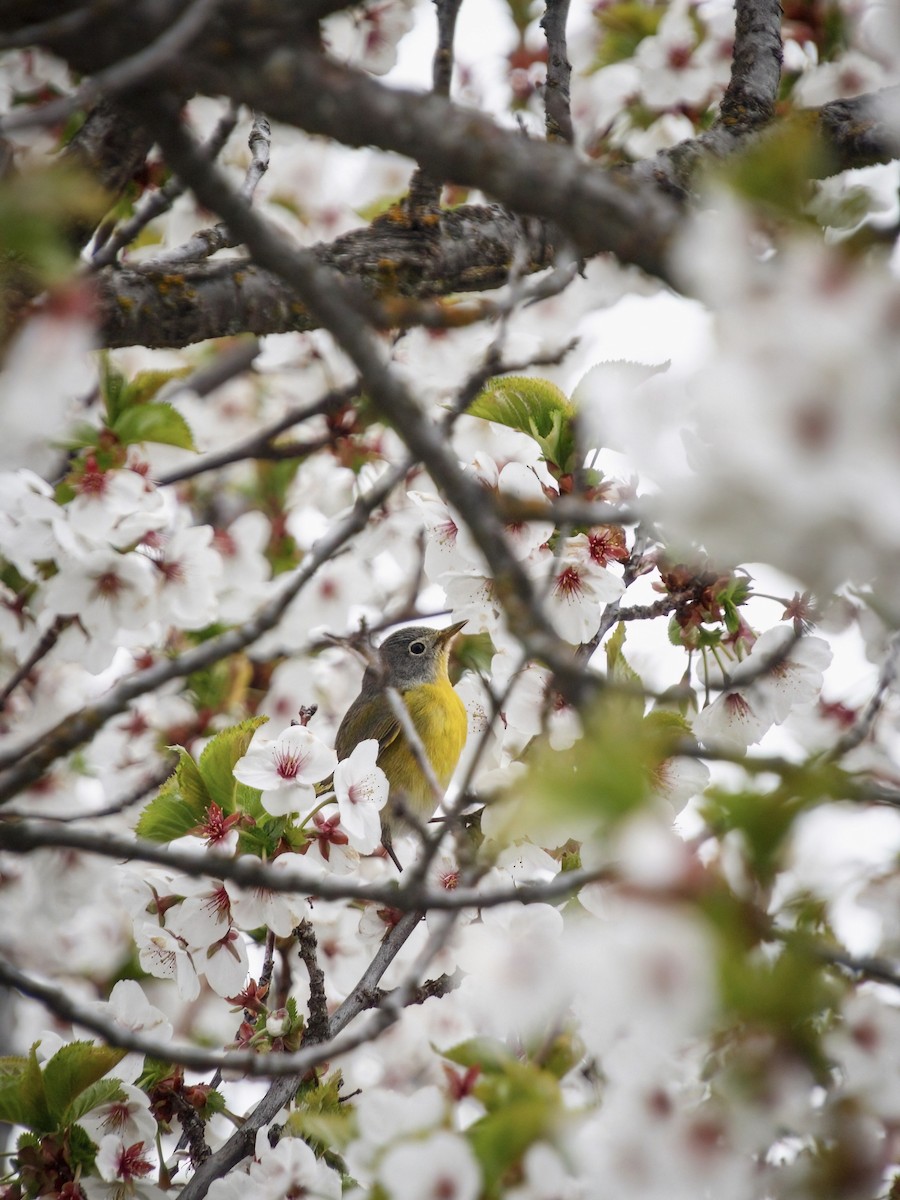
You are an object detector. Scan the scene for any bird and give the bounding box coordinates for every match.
[335,621,468,870]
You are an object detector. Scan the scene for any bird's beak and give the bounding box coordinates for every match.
[436,619,468,646]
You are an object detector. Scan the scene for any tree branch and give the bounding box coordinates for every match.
[540,0,573,145]
[0,819,609,911]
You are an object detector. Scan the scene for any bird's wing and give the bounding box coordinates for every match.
[334,692,402,761]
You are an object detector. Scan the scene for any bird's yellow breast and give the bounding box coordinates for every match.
[379,679,467,815]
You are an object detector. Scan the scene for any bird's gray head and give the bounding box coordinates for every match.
[364,621,467,693]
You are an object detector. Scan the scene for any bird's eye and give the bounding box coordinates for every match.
[409,640,427,655]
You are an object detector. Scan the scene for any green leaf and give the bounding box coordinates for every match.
[135,749,212,842]
[442,1040,563,1194]
[700,785,805,885]
[715,932,838,1062]
[443,1038,516,1074]
[590,1,664,69]
[469,376,576,473]
[605,622,642,700]
[198,715,269,811]
[122,367,191,407]
[99,353,127,425]
[112,401,196,450]
[468,1098,557,1191]
[62,1078,127,1127]
[522,695,679,833]
[0,1046,51,1131]
[286,1073,355,1153]
[42,1042,127,1123]
[0,164,106,289]
[720,115,833,218]
[0,1054,29,1077]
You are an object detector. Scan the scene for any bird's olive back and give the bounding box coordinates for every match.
[364,626,448,693]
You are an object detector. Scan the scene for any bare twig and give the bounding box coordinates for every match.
[540,0,574,145]
[0,616,74,712]
[715,0,784,130]
[296,919,330,1046]
[157,379,357,487]
[90,102,240,270]
[0,0,222,134]
[0,4,99,51]
[406,0,464,214]
[1,757,175,823]
[144,112,272,269]
[826,631,900,760]
[240,113,271,201]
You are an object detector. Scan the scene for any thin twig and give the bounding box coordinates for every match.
[90,102,240,270]
[145,112,272,269]
[157,380,357,487]
[827,631,900,760]
[540,0,574,145]
[0,616,74,712]
[0,4,99,51]
[0,0,222,134]
[406,0,463,215]
[296,919,330,1046]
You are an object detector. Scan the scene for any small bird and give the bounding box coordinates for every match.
[335,621,468,870]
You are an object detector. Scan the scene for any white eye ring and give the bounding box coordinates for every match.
[409,641,427,655]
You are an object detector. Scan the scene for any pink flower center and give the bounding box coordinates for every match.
[554,565,583,597]
[275,748,308,780]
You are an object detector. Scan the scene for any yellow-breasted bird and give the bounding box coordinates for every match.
[335,621,468,870]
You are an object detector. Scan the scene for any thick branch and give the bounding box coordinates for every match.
[94,204,552,349]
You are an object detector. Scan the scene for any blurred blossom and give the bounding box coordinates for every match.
[323,0,416,75]
[579,195,900,610]
[0,297,95,474]
[378,1131,481,1200]
[825,990,900,1119]
[569,900,716,1073]
[693,628,832,752]
[248,1129,342,1200]
[456,903,569,1038]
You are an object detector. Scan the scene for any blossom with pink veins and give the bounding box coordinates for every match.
[146,525,224,629]
[693,628,831,752]
[535,536,625,645]
[41,548,157,640]
[332,739,389,854]
[83,1135,165,1200]
[134,923,200,1002]
[64,467,168,552]
[233,725,337,818]
[225,852,321,938]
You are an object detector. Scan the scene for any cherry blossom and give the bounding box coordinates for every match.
[83,979,173,1084]
[79,1084,158,1149]
[246,1128,341,1200]
[134,923,200,1002]
[535,537,625,645]
[378,1130,482,1200]
[332,739,389,853]
[85,1136,164,1200]
[232,725,337,818]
